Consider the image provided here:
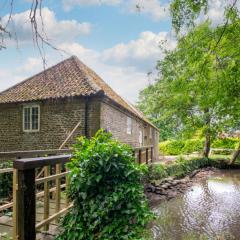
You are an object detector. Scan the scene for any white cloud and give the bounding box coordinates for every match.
[102,31,176,71]
[17,57,43,73]
[62,0,121,11]
[196,0,240,26]
[59,42,148,102]
[2,7,92,45]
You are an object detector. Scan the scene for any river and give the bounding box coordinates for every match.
[152,170,240,240]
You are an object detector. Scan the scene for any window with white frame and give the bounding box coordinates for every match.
[127,117,132,135]
[23,105,40,132]
[150,127,152,139]
[139,130,143,146]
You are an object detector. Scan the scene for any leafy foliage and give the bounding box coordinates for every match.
[159,139,204,155]
[212,138,239,149]
[159,140,185,155]
[138,20,240,156]
[170,0,208,32]
[170,0,239,33]
[147,157,225,181]
[56,130,152,240]
[0,161,13,199]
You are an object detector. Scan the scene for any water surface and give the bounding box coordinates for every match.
[152,170,240,240]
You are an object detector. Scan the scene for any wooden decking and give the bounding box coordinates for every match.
[0,197,67,240]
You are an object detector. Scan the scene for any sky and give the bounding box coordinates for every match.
[0,0,230,103]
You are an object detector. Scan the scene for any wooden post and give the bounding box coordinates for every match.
[65,168,70,207]
[138,149,142,164]
[12,169,18,240]
[151,147,153,163]
[17,169,36,240]
[55,164,61,222]
[44,166,50,231]
[146,148,148,164]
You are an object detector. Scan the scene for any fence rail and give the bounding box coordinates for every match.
[0,149,71,161]
[0,145,153,240]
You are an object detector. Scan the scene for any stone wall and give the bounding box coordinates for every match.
[0,97,101,152]
[100,100,159,161]
[0,96,158,161]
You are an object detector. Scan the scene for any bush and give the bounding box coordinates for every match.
[0,161,13,199]
[212,138,239,149]
[56,130,152,240]
[147,157,216,180]
[159,140,185,155]
[182,139,204,154]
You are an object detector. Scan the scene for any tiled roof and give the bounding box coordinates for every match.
[0,56,158,130]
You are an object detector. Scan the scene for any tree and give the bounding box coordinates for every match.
[138,20,240,158]
[170,0,239,33]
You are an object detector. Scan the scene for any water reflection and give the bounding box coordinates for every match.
[152,170,240,240]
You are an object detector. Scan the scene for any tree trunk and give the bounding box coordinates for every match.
[203,131,211,158]
[230,142,240,165]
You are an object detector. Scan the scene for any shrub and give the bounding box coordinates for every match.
[182,139,204,154]
[56,130,152,240]
[159,140,185,155]
[0,161,13,199]
[212,138,239,149]
[147,157,213,180]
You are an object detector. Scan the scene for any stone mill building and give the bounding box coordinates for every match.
[0,56,159,160]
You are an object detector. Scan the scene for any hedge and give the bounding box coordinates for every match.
[159,138,239,155]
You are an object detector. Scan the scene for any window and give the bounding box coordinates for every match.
[139,130,143,146]
[150,127,152,139]
[23,105,40,132]
[127,117,132,135]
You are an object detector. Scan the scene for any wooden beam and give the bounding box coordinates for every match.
[13,155,71,170]
[17,169,36,240]
[44,166,50,231]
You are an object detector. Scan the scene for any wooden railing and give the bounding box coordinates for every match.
[0,149,71,222]
[133,145,154,164]
[0,149,71,161]
[13,155,71,240]
[0,145,153,240]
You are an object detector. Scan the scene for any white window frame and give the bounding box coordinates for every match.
[139,129,143,146]
[127,116,132,135]
[150,127,153,139]
[23,105,40,132]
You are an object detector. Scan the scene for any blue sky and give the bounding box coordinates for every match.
[0,0,227,103]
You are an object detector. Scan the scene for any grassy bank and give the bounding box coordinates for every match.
[145,157,236,181]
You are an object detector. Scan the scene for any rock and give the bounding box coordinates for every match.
[189,169,201,178]
[172,180,180,186]
[162,177,174,183]
[146,185,155,193]
[161,183,172,189]
[154,187,163,194]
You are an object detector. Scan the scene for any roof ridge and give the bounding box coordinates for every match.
[71,56,103,93]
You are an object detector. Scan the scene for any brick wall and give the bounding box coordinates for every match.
[0,96,158,161]
[0,97,101,152]
[100,100,159,161]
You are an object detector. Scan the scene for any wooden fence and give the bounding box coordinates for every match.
[0,146,153,240]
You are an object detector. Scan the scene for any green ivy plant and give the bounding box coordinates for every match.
[56,129,153,240]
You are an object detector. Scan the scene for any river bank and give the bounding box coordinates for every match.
[145,167,217,206]
[144,157,240,207]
